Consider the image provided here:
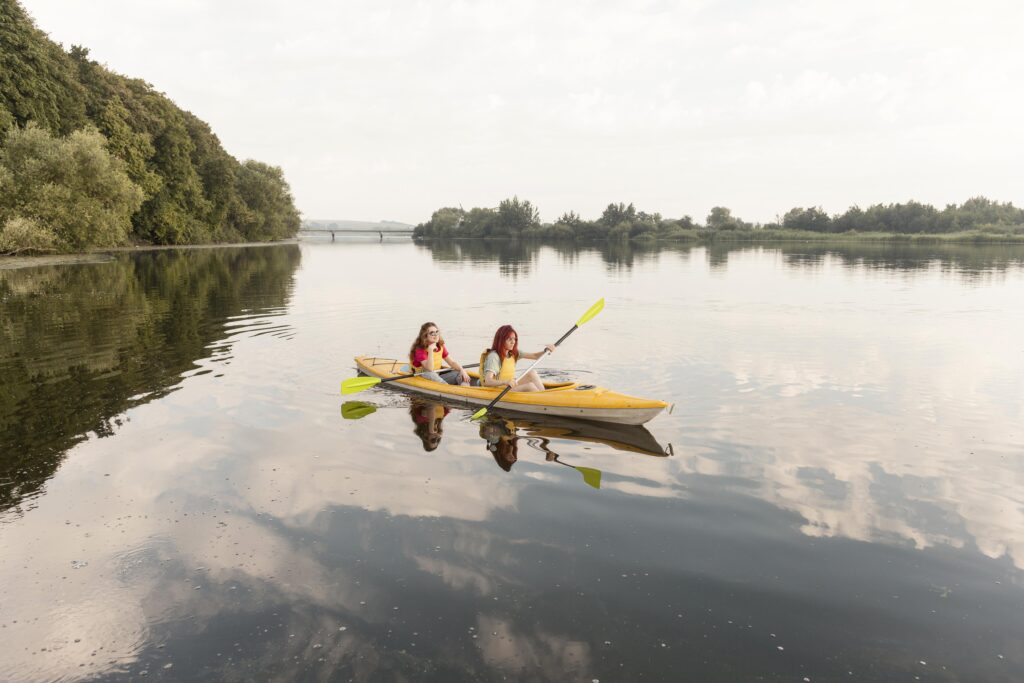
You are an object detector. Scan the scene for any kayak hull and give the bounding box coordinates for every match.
[353,356,668,426]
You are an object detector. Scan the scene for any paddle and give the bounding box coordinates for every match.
[555,459,602,489]
[471,298,605,421]
[341,363,479,395]
[341,401,377,419]
[536,441,602,489]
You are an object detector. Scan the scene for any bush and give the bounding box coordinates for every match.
[0,124,143,252]
[0,216,59,254]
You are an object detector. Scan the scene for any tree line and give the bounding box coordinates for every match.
[413,196,1024,242]
[0,0,300,254]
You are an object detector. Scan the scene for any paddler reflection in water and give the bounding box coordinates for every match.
[478,417,602,488]
[480,324,555,392]
[479,417,519,471]
[409,399,450,452]
[409,322,471,385]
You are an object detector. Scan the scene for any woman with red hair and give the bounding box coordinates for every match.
[480,324,555,392]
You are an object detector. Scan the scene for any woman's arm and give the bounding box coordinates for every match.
[482,371,516,388]
[421,345,436,371]
[520,344,556,360]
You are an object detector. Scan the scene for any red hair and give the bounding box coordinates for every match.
[489,324,519,361]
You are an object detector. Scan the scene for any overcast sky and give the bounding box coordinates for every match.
[20,0,1024,224]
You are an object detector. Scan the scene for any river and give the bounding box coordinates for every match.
[1,238,1023,681]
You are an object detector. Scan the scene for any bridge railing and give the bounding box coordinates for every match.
[299,228,414,240]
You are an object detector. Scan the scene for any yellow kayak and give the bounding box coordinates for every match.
[354,356,669,425]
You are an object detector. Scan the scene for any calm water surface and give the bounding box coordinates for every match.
[2,239,1023,682]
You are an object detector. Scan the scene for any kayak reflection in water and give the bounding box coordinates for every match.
[479,417,519,471]
[479,324,555,392]
[409,399,451,452]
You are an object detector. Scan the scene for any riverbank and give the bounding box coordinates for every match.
[649,228,1024,244]
[0,239,297,270]
[7,230,1024,271]
[409,228,1024,245]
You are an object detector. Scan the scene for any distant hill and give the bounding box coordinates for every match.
[302,219,414,232]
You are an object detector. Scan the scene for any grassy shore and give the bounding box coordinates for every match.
[639,228,1024,244]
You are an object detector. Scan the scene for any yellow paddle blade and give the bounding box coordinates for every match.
[577,466,602,489]
[341,376,382,395]
[576,298,605,327]
[471,407,488,420]
[341,401,377,419]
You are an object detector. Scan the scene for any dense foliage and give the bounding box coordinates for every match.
[414,197,1024,243]
[0,124,143,253]
[0,0,300,253]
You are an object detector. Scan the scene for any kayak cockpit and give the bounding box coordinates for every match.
[465,369,576,392]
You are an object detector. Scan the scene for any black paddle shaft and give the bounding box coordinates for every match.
[380,361,479,384]
[553,325,578,347]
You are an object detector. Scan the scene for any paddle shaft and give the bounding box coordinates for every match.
[342,361,480,395]
[381,362,477,384]
[511,322,581,379]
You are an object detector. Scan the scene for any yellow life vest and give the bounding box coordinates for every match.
[480,349,516,383]
[414,347,446,372]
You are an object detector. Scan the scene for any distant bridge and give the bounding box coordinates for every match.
[299,227,414,241]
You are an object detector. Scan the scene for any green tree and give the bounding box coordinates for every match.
[600,202,636,228]
[832,205,864,232]
[413,207,464,238]
[551,211,582,240]
[463,207,496,237]
[631,211,659,238]
[493,196,540,237]
[233,160,301,241]
[0,1,87,134]
[943,197,1024,231]
[0,102,13,134]
[782,206,832,232]
[0,124,143,253]
[676,215,697,230]
[706,206,740,230]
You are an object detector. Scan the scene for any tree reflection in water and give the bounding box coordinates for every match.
[414,238,1024,279]
[0,245,301,515]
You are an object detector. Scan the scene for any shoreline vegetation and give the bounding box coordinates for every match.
[0,0,300,256]
[413,197,1024,245]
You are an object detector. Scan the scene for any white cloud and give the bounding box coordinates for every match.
[19,0,1024,222]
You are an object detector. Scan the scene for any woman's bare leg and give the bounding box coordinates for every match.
[517,370,545,392]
